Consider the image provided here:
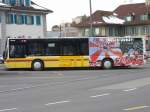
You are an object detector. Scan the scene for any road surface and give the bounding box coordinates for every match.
[0,62,150,112]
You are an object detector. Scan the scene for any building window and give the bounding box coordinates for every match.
[6,14,40,25]
[125,16,132,22]
[94,28,100,36]
[6,14,14,24]
[2,0,5,3]
[16,15,24,24]
[140,14,148,21]
[25,15,34,25]
[18,0,24,6]
[10,0,16,6]
[4,0,10,4]
[84,28,90,36]
[140,26,148,35]
[125,15,135,22]
[109,27,114,36]
[25,0,30,6]
[36,16,41,25]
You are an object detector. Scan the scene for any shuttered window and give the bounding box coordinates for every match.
[6,14,37,25]
[26,0,30,6]
[26,16,34,25]
[6,14,14,24]
[16,15,24,24]
[36,16,41,25]
[10,0,16,5]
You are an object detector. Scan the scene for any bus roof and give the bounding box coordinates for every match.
[8,36,144,40]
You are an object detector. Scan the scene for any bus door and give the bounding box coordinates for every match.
[8,39,28,68]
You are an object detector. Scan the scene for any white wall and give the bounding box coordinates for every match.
[6,24,44,38]
[0,24,2,39]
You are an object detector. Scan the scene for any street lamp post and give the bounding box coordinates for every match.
[89,0,93,37]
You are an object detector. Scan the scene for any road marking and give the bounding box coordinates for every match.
[0,108,17,112]
[123,105,149,111]
[92,77,150,91]
[90,93,110,98]
[57,73,64,76]
[123,88,137,92]
[0,85,43,93]
[45,100,71,106]
[81,78,89,80]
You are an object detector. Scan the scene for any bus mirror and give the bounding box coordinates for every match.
[3,51,7,60]
[3,51,6,59]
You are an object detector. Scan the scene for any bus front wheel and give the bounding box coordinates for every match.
[31,60,44,71]
[102,59,114,69]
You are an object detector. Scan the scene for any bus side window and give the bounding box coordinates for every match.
[63,45,74,56]
[9,45,15,58]
[61,40,76,56]
[9,44,26,58]
[45,41,60,56]
[27,42,45,56]
[78,39,89,55]
[61,39,88,56]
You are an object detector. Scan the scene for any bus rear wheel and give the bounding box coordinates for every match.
[102,59,114,69]
[32,60,44,71]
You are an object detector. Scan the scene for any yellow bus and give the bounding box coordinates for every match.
[3,37,146,70]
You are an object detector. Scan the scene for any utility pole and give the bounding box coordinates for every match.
[145,0,150,50]
[145,0,150,6]
[59,25,62,37]
[89,0,93,37]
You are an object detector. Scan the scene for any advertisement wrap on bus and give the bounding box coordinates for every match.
[3,36,146,70]
[89,37,144,67]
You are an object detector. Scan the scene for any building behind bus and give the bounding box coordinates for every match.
[72,2,150,51]
[0,0,53,55]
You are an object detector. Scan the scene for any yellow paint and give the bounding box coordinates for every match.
[124,105,149,111]
[5,56,89,69]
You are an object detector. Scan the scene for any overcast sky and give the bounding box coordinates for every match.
[32,0,145,30]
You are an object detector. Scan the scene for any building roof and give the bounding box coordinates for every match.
[114,3,147,18]
[0,2,9,6]
[73,10,124,27]
[0,1,53,14]
[114,3,150,26]
[73,3,150,27]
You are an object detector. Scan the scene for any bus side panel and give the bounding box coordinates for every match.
[30,56,89,68]
[5,58,30,68]
[43,56,60,68]
[59,56,89,67]
[5,59,16,68]
[33,56,89,68]
[89,37,144,67]
[5,56,90,69]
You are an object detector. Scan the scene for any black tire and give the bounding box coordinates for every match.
[102,59,114,69]
[31,60,44,71]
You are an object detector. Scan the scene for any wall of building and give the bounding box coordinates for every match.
[6,24,44,38]
[0,24,1,38]
[2,0,31,7]
[4,13,45,38]
[0,23,2,55]
[0,11,6,55]
[0,0,50,55]
[81,26,108,37]
[124,25,150,36]
[0,11,47,55]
